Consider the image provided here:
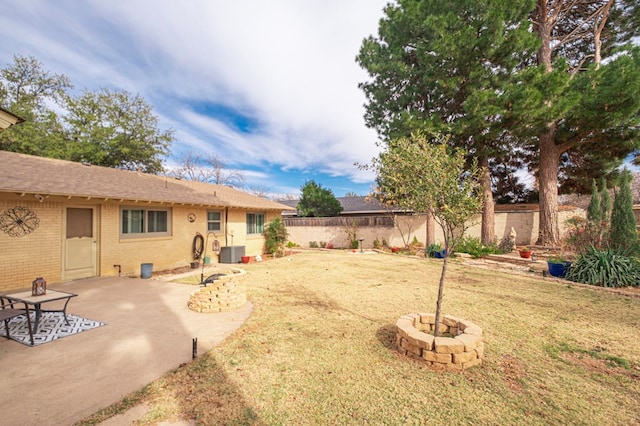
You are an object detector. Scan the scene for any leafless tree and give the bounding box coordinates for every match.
[169,151,245,188]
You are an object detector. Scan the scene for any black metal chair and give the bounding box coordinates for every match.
[0,297,34,346]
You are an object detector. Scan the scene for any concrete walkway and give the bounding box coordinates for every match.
[0,272,252,425]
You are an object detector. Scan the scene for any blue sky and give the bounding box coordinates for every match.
[0,0,389,198]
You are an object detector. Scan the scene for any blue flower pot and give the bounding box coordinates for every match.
[547,261,571,278]
[434,249,447,259]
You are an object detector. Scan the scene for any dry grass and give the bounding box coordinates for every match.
[82,250,640,425]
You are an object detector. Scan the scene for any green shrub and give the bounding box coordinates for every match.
[425,243,443,257]
[565,246,640,288]
[264,217,288,255]
[309,241,319,248]
[373,238,382,249]
[455,236,500,258]
[611,170,639,252]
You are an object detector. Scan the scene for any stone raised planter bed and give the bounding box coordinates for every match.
[188,268,247,313]
[396,313,483,371]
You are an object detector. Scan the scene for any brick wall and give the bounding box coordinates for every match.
[0,194,276,292]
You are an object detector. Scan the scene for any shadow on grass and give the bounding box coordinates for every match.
[76,352,261,425]
[376,324,397,350]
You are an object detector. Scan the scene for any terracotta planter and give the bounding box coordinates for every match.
[241,256,251,264]
[519,250,532,259]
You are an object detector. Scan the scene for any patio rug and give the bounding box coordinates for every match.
[0,312,105,346]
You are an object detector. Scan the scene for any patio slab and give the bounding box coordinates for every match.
[0,274,252,425]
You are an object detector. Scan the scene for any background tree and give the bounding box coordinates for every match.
[169,151,245,187]
[297,180,343,217]
[0,54,71,156]
[610,170,638,252]
[366,132,484,337]
[512,0,640,245]
[357,0,538,245]
[64,88,172,173]
[0,55,174,173]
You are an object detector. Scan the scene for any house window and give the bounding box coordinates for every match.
[121,207,171,236]
[207,211,222,232]
[246,212,265,235]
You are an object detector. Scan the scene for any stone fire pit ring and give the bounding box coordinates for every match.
[396,313,484,371]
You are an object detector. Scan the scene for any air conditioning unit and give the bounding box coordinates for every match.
[219,246,246,263]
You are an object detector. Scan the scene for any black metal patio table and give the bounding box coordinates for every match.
[1,290,77,334]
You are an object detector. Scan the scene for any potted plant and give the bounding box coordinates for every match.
[547,256,571,277]
[519,247,533,259]
[426,243,447,259]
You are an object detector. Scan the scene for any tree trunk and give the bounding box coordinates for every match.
[536,126,561,246]
[533,0,560,246]
[425,211,435,246]
[433,255,448,338]
[480,156,495,245]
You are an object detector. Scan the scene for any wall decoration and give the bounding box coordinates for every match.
[187,212,196,222]
[0,206,40,237]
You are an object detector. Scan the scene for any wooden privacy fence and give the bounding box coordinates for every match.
[283,216,395,228]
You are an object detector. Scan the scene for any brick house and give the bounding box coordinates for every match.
[0,151,293,292]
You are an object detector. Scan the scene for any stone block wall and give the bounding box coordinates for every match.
[396,313,484,371]
[188,268,247,313]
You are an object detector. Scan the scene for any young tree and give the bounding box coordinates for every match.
[297,180,343,217]
[610,170,638,252]
[366,132,484,337]
[357,0,538,245]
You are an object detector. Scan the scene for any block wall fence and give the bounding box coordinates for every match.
[284,207,585,249]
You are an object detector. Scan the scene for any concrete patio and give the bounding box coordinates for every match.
[0,271,252,425]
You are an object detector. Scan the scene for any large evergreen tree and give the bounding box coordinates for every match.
[516,0,640,245]
[357,0,538,244]
[296,180,343,217]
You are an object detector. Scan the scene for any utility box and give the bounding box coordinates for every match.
[219,246,245,263]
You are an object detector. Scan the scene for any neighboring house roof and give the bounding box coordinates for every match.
[0,107,24,130]
[0,151,293,211]
[280,196,403,216]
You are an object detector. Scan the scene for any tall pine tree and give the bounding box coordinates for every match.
[357,0,538,244]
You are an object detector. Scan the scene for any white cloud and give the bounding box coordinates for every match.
[0,0,387,190]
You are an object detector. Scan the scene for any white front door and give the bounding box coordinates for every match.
[63,207,97,281]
